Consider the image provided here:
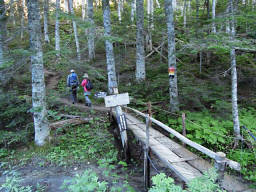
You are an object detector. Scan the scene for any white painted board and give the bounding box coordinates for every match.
[104,93,130,107]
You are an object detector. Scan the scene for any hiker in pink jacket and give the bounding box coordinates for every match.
[81,73,92,107]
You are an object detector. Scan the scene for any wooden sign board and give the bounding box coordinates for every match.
[104,93,130,107]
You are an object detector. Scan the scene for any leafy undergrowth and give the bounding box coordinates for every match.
[149,169,225,192]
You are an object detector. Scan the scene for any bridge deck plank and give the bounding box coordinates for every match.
[125,114,202,182]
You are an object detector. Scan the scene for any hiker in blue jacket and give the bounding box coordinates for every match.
[67,69,79,104]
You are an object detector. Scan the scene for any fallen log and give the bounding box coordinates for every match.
[50,118,93,129]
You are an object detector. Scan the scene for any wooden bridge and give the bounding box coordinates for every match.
[106,93,249,191]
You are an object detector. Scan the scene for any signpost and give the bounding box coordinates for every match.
[104,90,130,161]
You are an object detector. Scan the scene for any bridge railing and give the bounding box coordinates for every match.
[123,106,241,173]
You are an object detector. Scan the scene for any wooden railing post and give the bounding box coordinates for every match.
[182,113,186,147]
[214,152,226,187]
[144,114,150,191]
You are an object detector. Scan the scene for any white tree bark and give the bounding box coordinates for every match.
[212,0,216,33]
[131,0,136,22]
[155,0,160,8]
[102,0,118,94]
[20,0,25,39]
[68,0,81,61]
[225,3,230,33]
[172,0,176,10]
[44,0,50,43]
[88,0,95,60]
[27,0,49,146]
[55,0,60,56]
[183,0,187,29]
[117,0,121,23]
[165,0,179,112]
[230,0,241,144]
[82,0,86,20]
[0,0,6,67]
[135,0,145,81]
[64,0,69,12]
[146,0,153,51]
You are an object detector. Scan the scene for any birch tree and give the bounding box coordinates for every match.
[0,0,6,67]
[131,0,136,22]
[135,0,145,81]
[165,0,179,112]
[102,0,118,93]
[88,0,95,60]
[212,0,216,33]
[146,0,153,51]
[183,0,187,29]
[55,0,60,56]
[68,0,81,60]
[82,0,86,20]
[44,0,50,43]
[117,0,121,22]
[229,0,241,145]
[27,0,50,146]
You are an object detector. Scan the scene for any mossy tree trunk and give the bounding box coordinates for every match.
[102,0,118,94]
[27,0,50,146]
[165,0,179,112]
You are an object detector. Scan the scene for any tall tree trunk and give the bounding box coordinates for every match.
[27,0,49,146]
[207,0,210,19]
[20,0,25,39]
[230,0,241,145]
[131,0,136,22]
[183,0,187,29]
[212,0,216,33]
[102,0,118,94]
[0,0,6,67]
[64,0,69,12]
[146,0,153,51]
[196,0,199,21]
[44,0,50,43]
[135,0,145,81]
[55,0,60,56]
[117,0,121,23]
[88,0,95,60]
[225,3,230,33]
[165,0,179,112]
[82,0,86,20]
[172,0,176,10]
[68,0,81,61]
[155,0,160,8]
[10,0,15,25]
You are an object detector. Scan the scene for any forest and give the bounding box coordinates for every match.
[0,0,255,191]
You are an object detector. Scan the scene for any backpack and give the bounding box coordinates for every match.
[69,73,78,88]
[86,79,93,90]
